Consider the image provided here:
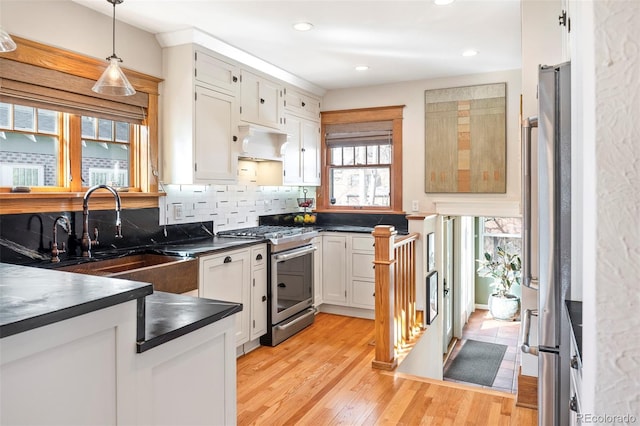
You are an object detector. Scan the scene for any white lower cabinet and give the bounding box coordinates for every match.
[199,247,251,346]
[250,245,268,340]
[321,233,375,314]
[322,234,347,303]
[199,244,268,352]
[0,300,237,426]
[312,236,323,306]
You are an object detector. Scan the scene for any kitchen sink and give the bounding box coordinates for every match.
[59,253,198,295]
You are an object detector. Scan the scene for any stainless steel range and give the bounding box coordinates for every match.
[217,226,318,346]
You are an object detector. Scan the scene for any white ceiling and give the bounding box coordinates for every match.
[73,0,522,92]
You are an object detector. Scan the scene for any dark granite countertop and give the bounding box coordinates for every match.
[565,300,582,361]
[138,291,241,353]
[0,263,152,338]
[0,263,243,354]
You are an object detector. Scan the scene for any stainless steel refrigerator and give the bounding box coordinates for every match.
[521,61,572,426]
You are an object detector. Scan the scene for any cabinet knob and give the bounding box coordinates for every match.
[224,256,232,263]
[256,253,263,261]
[233,135,238,142]
[232,76,238,83]
[301,101,306,107]
[260,98,265,104]
[278,283,286,288]
[262,295,267,302]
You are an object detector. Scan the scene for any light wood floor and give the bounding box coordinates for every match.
[237,313,537,425]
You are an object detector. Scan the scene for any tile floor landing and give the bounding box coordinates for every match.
[443,308,521,394]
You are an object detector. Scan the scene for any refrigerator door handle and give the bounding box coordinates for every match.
[521,308,539,355]
[521,116,539,290]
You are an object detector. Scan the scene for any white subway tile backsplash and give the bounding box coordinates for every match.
[161,182,315,229]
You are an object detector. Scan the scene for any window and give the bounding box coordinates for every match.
[81,116,132,188]
[0,103,60,187]
[319,106,404,212]
[0,102,141,191]
[328,127,391,207]
[480,217,522,257]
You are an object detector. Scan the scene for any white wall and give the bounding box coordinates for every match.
[1,0,162,77]
[580,0,640,418]
[322,69,522,217]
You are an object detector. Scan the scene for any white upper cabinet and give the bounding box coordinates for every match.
[284,87,321,120]
[283,114,320,186]
[195,50,239,95]
[162,45,239,184]
[240,69,284,130]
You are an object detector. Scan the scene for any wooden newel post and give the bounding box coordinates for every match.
[371,225,397,370]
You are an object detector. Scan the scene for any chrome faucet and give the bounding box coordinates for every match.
[81,184,122,258]
[51,216,70,263]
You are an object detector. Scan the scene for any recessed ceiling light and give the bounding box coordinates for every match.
[355,65,369,71]
[434,0,455,5]
[462,49,478,57]
[293,22,313,32]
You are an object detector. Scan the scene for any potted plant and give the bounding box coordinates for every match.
[477,245,522,321]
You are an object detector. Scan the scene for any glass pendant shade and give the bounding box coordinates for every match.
[91,0,135,96]
[0,29,17,52]
[92,56,136,96]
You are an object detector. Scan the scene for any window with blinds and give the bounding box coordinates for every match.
[325,121,393,207]
[319,106,404,212]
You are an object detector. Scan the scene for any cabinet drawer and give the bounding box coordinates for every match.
[252,244,267,268]
[352,280,375,309]
[352,252,375,279]
[352,235,375,252]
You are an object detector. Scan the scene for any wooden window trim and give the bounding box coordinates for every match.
[0,36,163,214]
[319,105,405,213]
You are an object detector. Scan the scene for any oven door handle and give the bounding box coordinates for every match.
[273,245,317,261]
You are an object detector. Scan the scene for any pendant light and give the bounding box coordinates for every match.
[92,0,135,96]
[0,28,17,52]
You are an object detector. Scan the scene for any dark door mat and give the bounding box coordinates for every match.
[443,339,507,386]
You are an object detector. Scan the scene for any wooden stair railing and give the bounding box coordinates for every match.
[371,225,420,370]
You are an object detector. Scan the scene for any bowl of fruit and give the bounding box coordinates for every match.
[297,198,314,209]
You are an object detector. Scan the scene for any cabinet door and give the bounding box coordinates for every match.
[283,115,302,185]
[250,245,267,340]
[283,115,320,186]
[250,265,267,340]
[195,50,238,95]
[194,85,237,182]
[199,249,251,345]
[322,234,347,304]
[312,236,322,306]
[240,70,282,129]
[284,87,320,120]
[301,118,320,185]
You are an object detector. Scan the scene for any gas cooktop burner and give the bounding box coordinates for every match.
[217,226,318,247]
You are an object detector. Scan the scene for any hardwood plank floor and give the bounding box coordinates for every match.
[237,313,537,425]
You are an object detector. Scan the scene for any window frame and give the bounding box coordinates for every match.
[0,35,163,214]
[319,105,404,213]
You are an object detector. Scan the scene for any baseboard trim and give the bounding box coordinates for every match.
[475,303,489,310]
[516,367,538,409]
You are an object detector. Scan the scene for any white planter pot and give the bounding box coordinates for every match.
[488,293,521,321]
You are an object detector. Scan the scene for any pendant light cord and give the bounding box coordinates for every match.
[107,0,122,61]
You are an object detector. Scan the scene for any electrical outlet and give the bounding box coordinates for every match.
[173,203,183,220]
[411,200,419,212]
